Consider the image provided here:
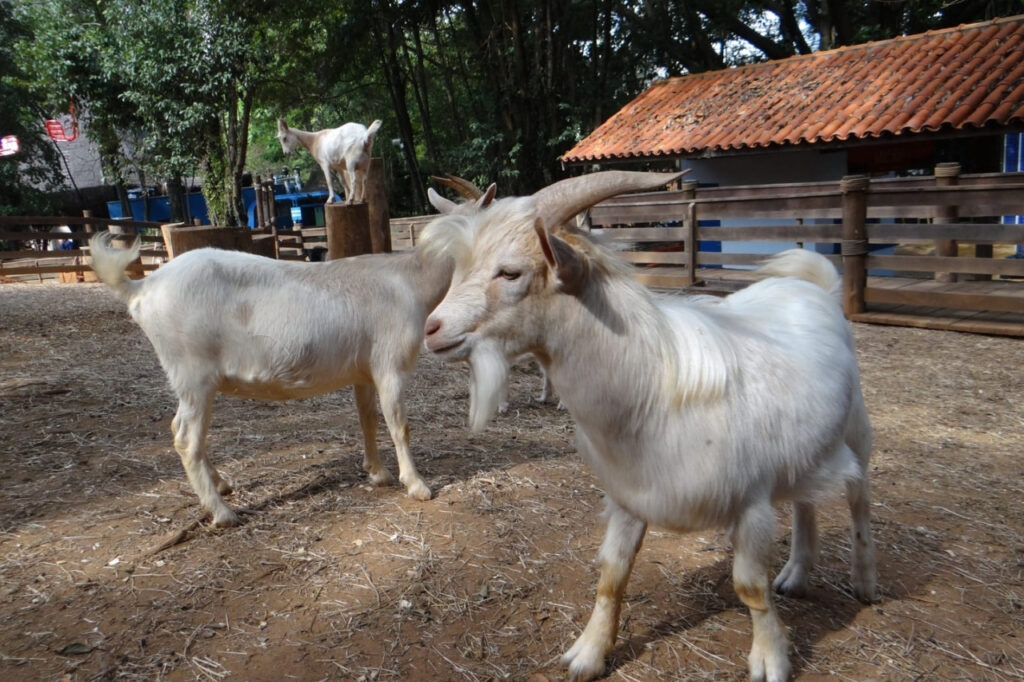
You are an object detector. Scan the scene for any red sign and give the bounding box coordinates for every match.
[45,119,78,142]
[0,135,19,157]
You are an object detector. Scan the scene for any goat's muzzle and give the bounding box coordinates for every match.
[423,316,466,357]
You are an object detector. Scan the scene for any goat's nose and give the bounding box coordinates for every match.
[424,316,441,337]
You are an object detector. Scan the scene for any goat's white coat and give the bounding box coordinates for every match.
[276,118,382,204]
[90,233,452,526]
[422,174,877,682]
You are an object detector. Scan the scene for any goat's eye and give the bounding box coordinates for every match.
[496,269,521,281]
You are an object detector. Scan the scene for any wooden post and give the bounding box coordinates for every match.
[81,209,97,235]
[325,203,372,260]
[680,180,698,285]
[107,220,137,246]
[365,157,391,253]
[261,179,275,229]
[934,162,960,283]
[840,174,870,317]
[254,175,265,229]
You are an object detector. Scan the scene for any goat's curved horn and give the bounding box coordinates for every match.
[533,170,689,231]
[430,174,485,200]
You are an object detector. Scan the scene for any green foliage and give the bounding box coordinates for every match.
[0,2,63,214]
[11,0,1022,218]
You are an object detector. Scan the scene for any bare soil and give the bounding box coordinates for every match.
[0,282,1021,682]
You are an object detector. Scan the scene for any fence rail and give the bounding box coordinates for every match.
[5,168,1023,334]
[390,166,1024,335]
[0,215,166,282]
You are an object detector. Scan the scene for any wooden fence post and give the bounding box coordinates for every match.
[325,203,372,260]
[680,180,698,285]
[934,162,960,283]
[366,158,392,253]
[840,174,870,317]
[82,209,97,235]
[254,175,265,229]
[260,179,275,229]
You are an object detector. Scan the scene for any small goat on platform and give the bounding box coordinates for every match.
[276,118,382,204]
[88,190,489,525]
[422,171,877,682]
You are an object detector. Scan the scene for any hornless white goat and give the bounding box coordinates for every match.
[276,118,383,204]
[420,171,877,682]
[87,188,492,526]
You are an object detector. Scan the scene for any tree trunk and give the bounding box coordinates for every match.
[166,175,186,223]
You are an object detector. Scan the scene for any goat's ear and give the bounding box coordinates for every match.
[277,118,287,131]
[534,219,587,295]
[476,183,497,210]
[427,187,458,214]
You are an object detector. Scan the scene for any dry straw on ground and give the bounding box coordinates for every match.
[0,282,1021,681]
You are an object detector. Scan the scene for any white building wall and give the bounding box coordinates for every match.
[679,149,849,264]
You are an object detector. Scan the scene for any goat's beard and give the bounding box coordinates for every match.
[467,339,510,433]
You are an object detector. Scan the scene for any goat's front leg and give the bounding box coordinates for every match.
[374,374,431,501]
[733,502,790,682]
[171,389,239,527]
[563,501,646,681]
[352,383,393,487]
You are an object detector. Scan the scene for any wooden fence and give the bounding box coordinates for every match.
[0,215,165,282]
[5,168,1022,334]
[390,167,1024,335]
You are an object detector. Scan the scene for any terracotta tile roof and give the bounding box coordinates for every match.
[561,15,1024,164]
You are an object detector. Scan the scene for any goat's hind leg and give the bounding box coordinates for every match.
[733,502,790,682]
[351,169,366,204]
[322,164,338,204]
[341,169,355,204]
[353,383,393,487]
[846,395,877,602]
[773,501,819,597]
[847,473,877,602]
[171,389,239,527]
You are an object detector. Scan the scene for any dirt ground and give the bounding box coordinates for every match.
[0,281,1021,682]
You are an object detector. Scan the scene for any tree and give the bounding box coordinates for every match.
[0,1,64,215]
[14,0,147,218]
[13,0,1024,218]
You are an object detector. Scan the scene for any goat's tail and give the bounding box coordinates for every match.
[364,119,383,153]
[756,248,841,300]
[89,232,142,301]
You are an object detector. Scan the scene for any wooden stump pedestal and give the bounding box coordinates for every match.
[160,223,254,260]
[325,203,372,260]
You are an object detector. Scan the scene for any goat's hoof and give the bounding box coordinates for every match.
[404,480,432,501]
[748,640,790,682]
[211,508,241,528]
[216,479,234,496]
[561,636,607,682]
[367,469,394,487]
[851,576,877,604]
[772,564,810,598]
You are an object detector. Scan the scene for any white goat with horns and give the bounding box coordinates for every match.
[87,185,494,526]
[276,118,382,204]
[421,171,877,682]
